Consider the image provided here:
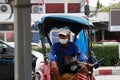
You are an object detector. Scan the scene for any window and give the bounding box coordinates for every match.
[0,31,14,42]
[0,32,4,41]
[6,32,14,42]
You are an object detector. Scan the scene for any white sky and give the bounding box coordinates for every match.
[0,0,120,7]
[89,0,120,7]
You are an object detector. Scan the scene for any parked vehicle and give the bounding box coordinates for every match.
[97,40,118,45]
[33,15,101,80]
[0,39,43,80]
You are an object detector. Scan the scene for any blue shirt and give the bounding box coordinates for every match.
[49,41,80,64]
[78,51,87,62]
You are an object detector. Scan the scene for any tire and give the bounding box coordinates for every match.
[33,73,41,80]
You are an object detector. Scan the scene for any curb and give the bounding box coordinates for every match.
[93,66,120,76]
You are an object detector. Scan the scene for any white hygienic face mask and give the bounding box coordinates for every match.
[59,38,68,45]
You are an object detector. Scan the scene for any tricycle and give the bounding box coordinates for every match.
[32,15,100,80]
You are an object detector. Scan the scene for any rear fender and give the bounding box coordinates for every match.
[37,63,50,80]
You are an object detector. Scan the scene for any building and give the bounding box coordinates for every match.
[0,0,119,43]
[0,0,85,42]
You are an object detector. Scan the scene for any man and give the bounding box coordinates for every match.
[49,28,85,80]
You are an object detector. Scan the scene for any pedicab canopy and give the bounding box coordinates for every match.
[37,15,93,37]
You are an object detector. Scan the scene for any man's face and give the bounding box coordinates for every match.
[58,34,68,45]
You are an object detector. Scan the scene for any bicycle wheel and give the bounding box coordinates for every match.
[32,73,41,80]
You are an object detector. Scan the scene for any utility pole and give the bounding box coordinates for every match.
[14,0,32,80]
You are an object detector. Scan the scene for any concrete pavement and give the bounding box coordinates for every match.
[93,66,120,75]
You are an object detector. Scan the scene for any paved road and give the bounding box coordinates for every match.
[95,75,120,80]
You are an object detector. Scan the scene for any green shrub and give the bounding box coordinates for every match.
[32,44,119,66]
[92,44,119,66]
[32,46,50,53]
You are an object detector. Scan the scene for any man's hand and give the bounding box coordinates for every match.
[51,61,59,72]
[50,61,61,80]
[87,63,94,67]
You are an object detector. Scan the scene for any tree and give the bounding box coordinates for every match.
[99,2,120,12]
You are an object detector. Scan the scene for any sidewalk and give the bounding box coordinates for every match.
[93,66,120,75]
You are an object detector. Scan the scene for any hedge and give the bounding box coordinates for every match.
[32,46,50,53]
[32,44,119,66]
[92,44,119,66]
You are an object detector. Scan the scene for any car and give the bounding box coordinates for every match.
[97,40,118,45]
[5,42,41,47]
[0,40,43,80]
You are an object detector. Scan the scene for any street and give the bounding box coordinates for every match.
[95,75,120,80]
